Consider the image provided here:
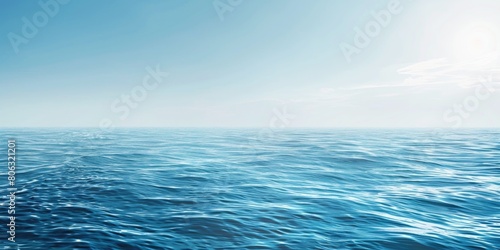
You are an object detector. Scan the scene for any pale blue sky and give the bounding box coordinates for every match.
[1,0,499,127]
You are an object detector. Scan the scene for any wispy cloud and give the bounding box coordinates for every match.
[398,55,500,88]
[301,54,500,110]
[336,55,500,95]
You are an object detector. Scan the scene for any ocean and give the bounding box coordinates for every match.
[1,128,499,249]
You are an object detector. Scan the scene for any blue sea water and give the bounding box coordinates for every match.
[0,128,499,250]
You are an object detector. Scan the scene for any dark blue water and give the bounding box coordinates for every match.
[1,129,499,249]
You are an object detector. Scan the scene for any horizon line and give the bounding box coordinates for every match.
[1,127,500,129]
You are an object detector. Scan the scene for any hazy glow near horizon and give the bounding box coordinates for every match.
[1,0,499,128]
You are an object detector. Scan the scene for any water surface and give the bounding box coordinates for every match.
[0,129,498,249]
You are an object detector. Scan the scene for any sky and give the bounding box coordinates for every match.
[1,0,499,128]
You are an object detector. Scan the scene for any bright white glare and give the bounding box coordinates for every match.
[453,22,498,60]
